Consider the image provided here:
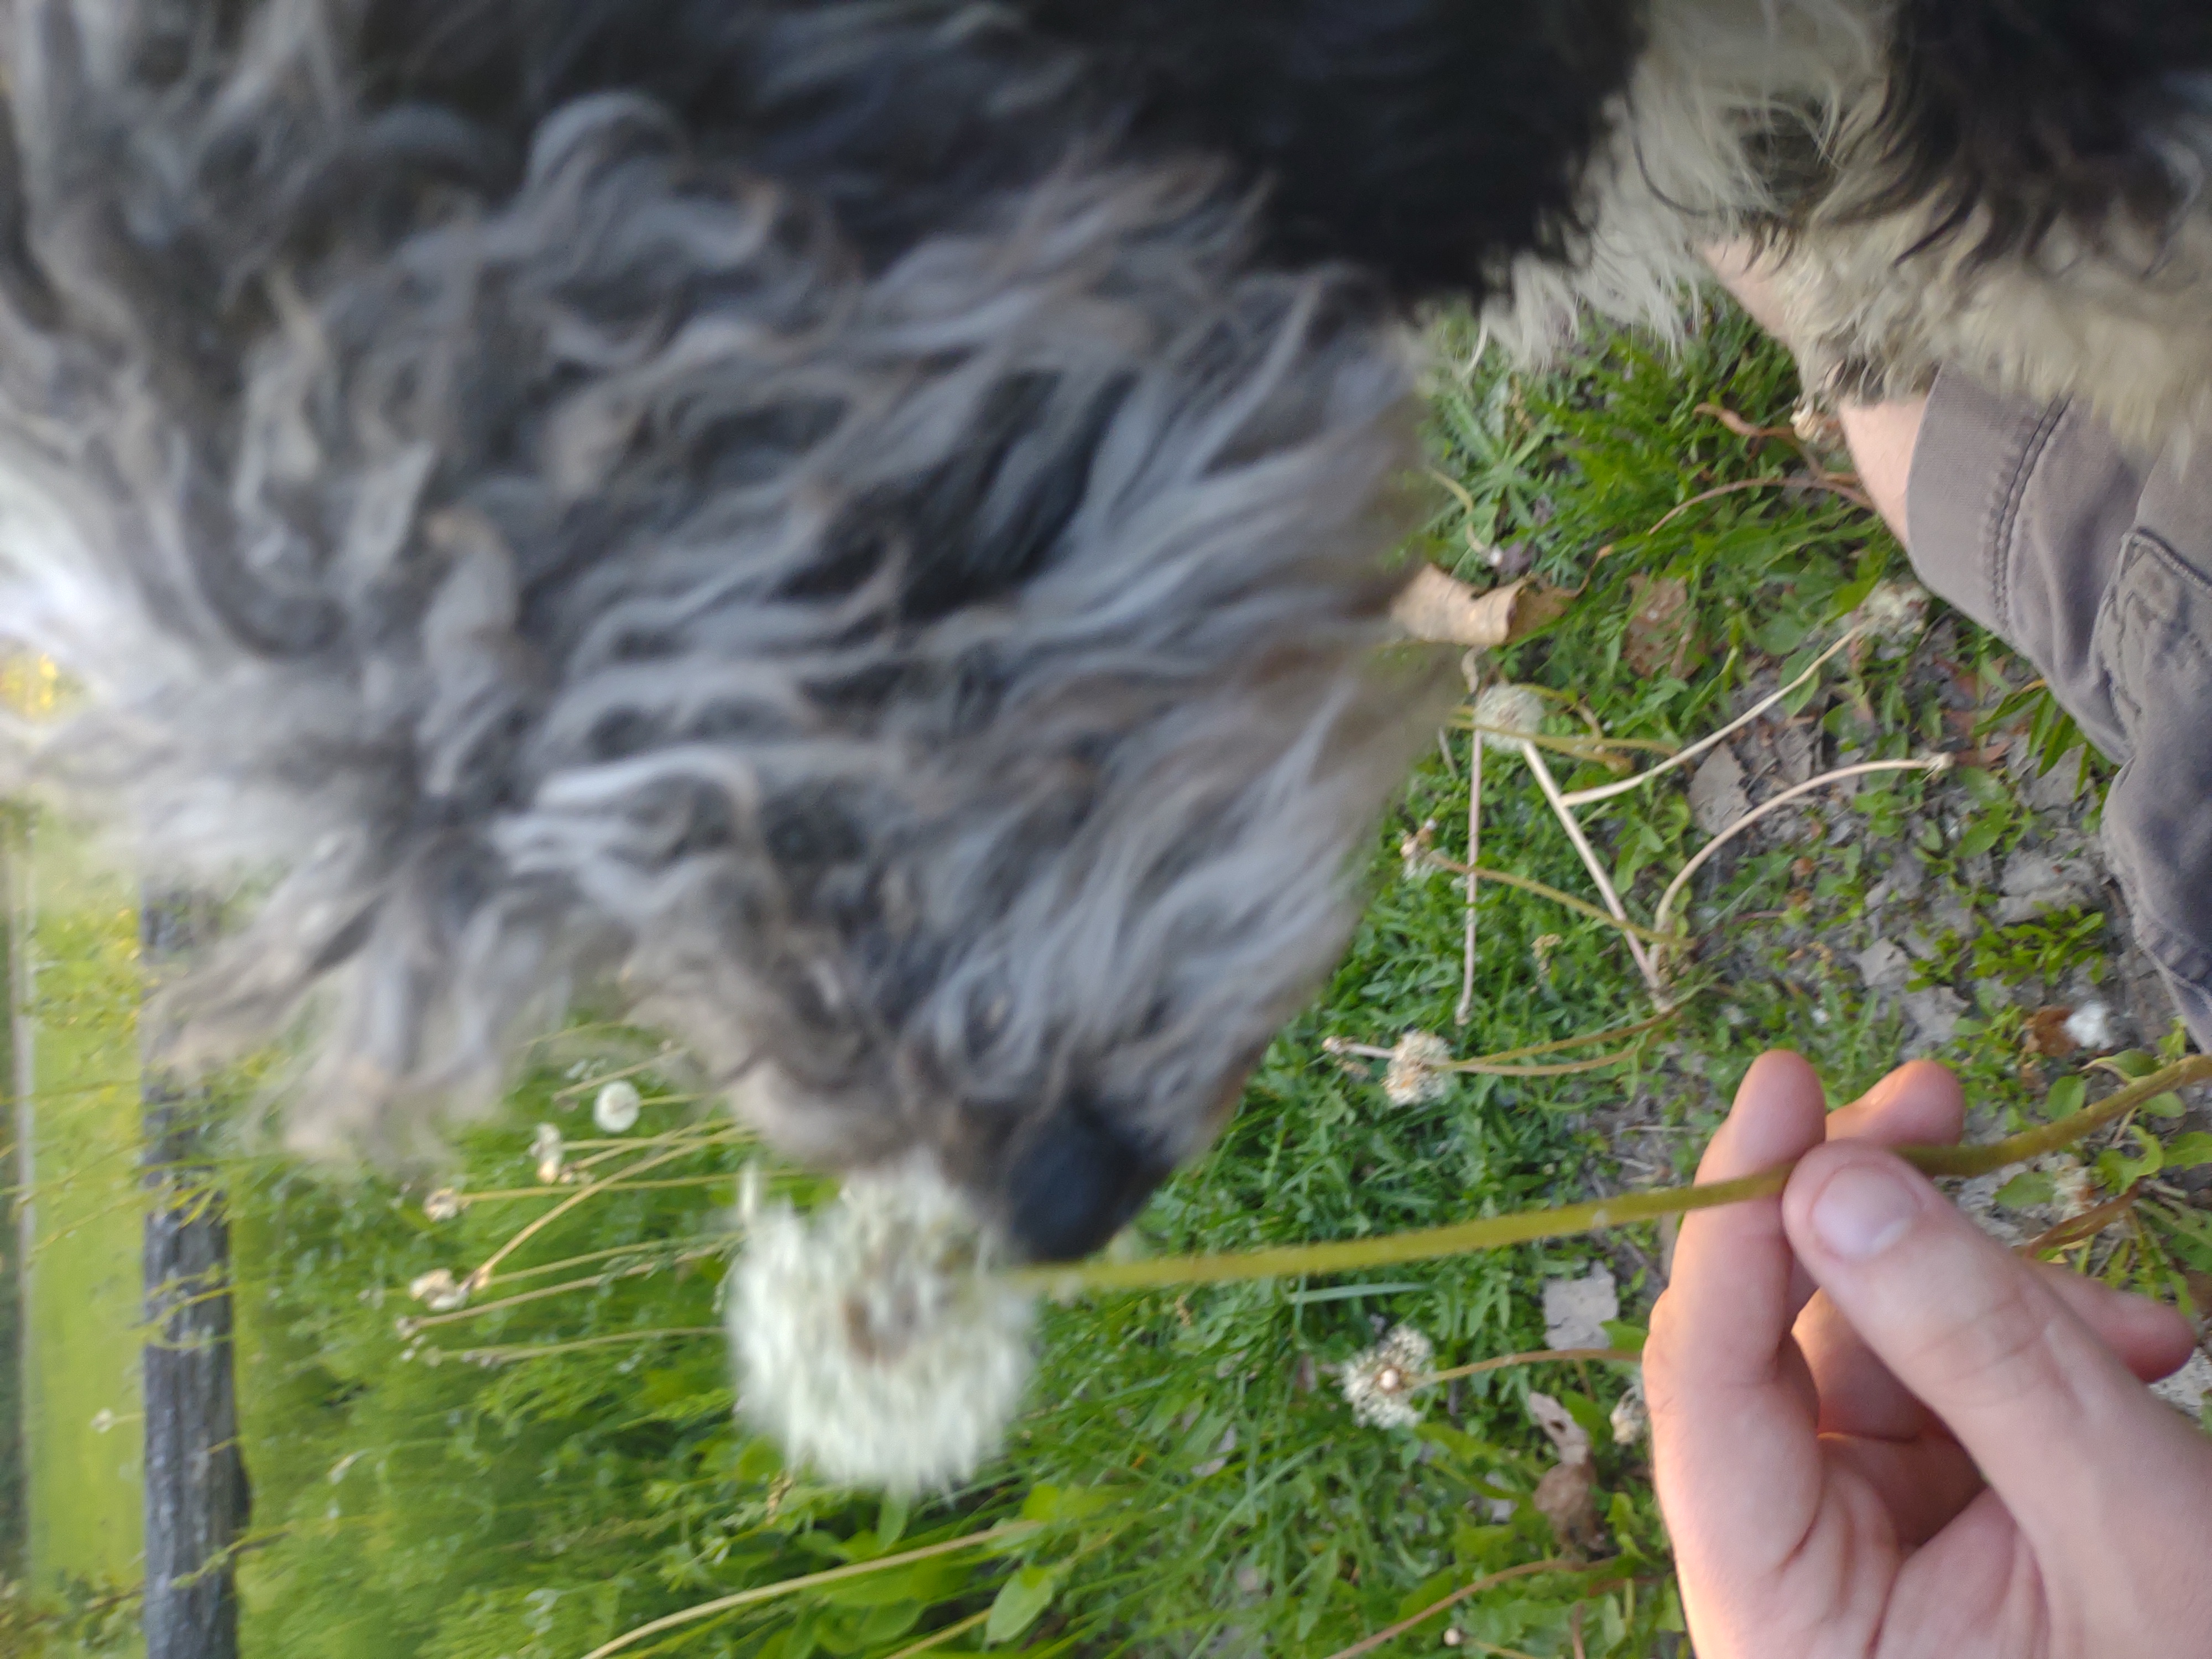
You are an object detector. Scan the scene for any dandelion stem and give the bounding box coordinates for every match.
[426,1327,724,1365]
[1520,740,1662,997]
[1456,721,1481,1027]
[1642,473,1871,538]
[1330,1008,1682,1076]
[479,1234,738,1290]
[1017,1057,2212,1297]
[1559,633,1858,807]
[1652,755,1950,948]
[577,1521,1042,1659]
[1418,1348,1642,1389]
[1319,1558,1619,1659]
[466,1141,702,1287]
[881,1610,992,1659]
[402,1253,719,1329]
[1438,863,1672,945]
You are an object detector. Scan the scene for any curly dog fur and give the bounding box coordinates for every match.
[0,0,2203,1260]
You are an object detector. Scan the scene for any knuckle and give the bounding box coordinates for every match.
[1902,1265,2083,1416]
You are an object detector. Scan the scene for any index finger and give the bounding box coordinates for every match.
[1647,1052,1831,1578]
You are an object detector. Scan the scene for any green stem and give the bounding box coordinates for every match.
[1016,1056,2212,1297]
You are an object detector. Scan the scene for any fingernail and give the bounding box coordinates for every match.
[1808,1162,1918,1261]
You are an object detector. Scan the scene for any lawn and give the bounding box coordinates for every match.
[11,302,2212,1658]
[14,812,147,1644]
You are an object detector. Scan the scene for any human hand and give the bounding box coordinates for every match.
[1645,1051,2212,1658]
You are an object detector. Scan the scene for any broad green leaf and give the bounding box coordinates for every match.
[1600,1321,1648,1354]
[815,1560,957,1610]
[2163,1133,2212,1169]
[2142,1092,2187,1120]
[2046,1076,2088,1118]
[2096,1050,2162,1081]
[1956,817,2003,860]
[877,1490,910,1550]
[987,1567,1060,1646]
[1019,1484,1119,1526]
[1994,1172,2056,1209]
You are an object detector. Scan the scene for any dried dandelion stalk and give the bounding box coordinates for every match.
[1320,1558,1620,1659]
[1651,754,1952,947]
[1457,717,1482,1026]
[579,1520,1042,1659]
[1418,1347,1643,1389]
[1518,739,1663,997]
[1018,1056,2212,1297]
[1559,630,1862,808]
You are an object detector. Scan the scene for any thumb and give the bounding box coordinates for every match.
[1780,1141,2212,1550]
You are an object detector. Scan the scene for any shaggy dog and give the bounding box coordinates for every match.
[0,1,2204,1262]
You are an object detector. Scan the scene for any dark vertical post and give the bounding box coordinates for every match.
[140,891,248,1659]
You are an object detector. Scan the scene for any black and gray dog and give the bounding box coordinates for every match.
[1,1,2205,1260]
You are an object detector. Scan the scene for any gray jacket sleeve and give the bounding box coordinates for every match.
[1906,372,2212,1050]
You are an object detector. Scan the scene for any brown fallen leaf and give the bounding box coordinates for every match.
[1623,573,1700,679]
[2024,1006,2080,1060]
[1533,1458,1604,1559]
[1391,565,1572,649]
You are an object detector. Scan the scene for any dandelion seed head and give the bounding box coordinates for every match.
[2048,1156,2097,1220]
[530,1122,565,1185]
[1400,818,1444,881]
[1790,398,1845,451]
[422,1188,462,1222]
[408,1268,469,1312]
[1610,1374,1649,1446]
[1342,1324,1432,1428]
[1848,580,1932,658]
[1384,1030,1454,1105]
[1473,684,1546,753]
[593,1078,644,1134]
[732,1158,1035,1491]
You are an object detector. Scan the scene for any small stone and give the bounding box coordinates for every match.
[1542,1267,1619,1352]
[1902,986,1968,1048]
[1854,940,1913,995]
[1995,850,2095,925]
[1688,747,1751,837]
[2151,1350,2212,1417]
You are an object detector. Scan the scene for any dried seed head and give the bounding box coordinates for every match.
[422,1188,462,1222]
[1610,1374,1648,1446]
[593,1078,644,1134]
[1847,580,1932,658]
[530,1123,565,1185]
[1383,1030,1454,1105]
[1790,397,1845,451]
[1472,684,1547,753]
[1400,818,1444,881]
[407,1269,469,1312]
[2047,1156,2098,1220]
[1342,1324,1433,1428]
[732,1159,1035,1491]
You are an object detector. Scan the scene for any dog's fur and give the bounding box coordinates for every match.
[1488,0,2212,450]
[0,0,2204,1261]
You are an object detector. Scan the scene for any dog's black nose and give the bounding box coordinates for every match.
[1000,1097,1172,1263]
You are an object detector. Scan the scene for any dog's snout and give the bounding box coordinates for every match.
[1000,1097,1172,1264]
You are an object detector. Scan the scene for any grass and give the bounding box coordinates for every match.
[15,815,147,1627]
[9,301,2212,1657]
